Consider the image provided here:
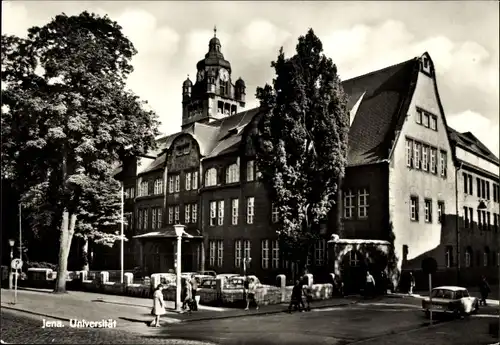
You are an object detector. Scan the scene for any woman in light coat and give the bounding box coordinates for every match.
[150,284,166,327]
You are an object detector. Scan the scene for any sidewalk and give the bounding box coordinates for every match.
[0,288,358,330]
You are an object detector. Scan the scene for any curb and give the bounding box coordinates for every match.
[1,304,70,323]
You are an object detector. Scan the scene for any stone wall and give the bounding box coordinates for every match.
[23,271,335,307]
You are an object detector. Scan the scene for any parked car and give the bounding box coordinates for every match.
[421,286,479,318]
[197,270,217,277]
[226,275,261,289]
[216,273,239,282]
[199,278,217,289]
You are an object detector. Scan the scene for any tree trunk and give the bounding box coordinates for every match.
[82,237,89,271]
[53,211,77,293]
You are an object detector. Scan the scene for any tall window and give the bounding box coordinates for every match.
[168,176,174,193]
[437,201,445,224]
[137,209,143,230]
[140,181,149,197]
[235,240,242,268]
[271,203,279,223]
[217,200,224,225]
[210,201,217,226]
[477,177,481,197]
[430,115,437,130]
[344,190,355,219]
[185,204,191,223]
[185,172,192,191]
[477,209,482,230]
[483,247,490,267]
[358,189,369,218]
[468,208,474,228]
[416,109,422,124]
[315,239,326,266]
[205,168,217,187]
[410,196,419,221]
[209,241,216,266]
[192,204,198,223]
[246,160,255,181]
[225,164,239,184]
[486,181,490,200]
[192,171,199,190]
[174,175,180,192]
[231,198,239,225]
[243,240,251,260]
[406,139,413,167]
[414,142,421,169]
[465,247,472,268]
[152,208,157,229]
[247,197,255,224]
[423,112,430,127]
[174,205,180,223]
[168,206,174,224]
[445,246,453,268]
[464,207,470,228]
[430,148,437,174]
[487,212,491,230]
[494,213,499,231]
[424,199,432,223]
[272,240,279,269]
[463,173,468,194]
[154,179,163,195]
[156,208,162,229]
[440,151,447,177]
[217,240,223,267]
[261,240,269,269]
[422,146,429,171]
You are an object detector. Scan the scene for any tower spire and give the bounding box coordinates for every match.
[214,25,217,37]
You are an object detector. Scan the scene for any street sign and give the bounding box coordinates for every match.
[11,259,22,270]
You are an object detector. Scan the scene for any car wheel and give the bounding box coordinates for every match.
[472,302,479,314]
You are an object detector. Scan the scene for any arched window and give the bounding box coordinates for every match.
[465,247,473,268]
[204,168,217,187]
[225,163,239,184]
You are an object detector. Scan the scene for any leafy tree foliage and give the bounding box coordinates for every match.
[253,29,350,273]
[1,11,159,292]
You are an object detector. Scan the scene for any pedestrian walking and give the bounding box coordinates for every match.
[409,272,415,295]
[190,275,199,311]
[479,276,491,306]
[150,284,166,327]
[288,280,305,313]
[182,279,193,313]
[365,271,376,299]
[302,278,312,311]
[245,277,259,310]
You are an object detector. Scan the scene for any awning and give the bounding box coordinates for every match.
[133,228,203,240]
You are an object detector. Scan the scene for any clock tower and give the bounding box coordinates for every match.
[181,27,246,129]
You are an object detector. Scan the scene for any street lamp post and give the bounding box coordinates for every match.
[8,239,15,289]
[174,224,186,312]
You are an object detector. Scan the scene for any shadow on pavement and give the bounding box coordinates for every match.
[119,317,150,325]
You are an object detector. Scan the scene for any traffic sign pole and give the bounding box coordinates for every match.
[428,273,432,325]
[11,259,23,305]
[14,269,18,304]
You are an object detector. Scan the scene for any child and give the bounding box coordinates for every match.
[150,284,166,327]
[302,278,312,311]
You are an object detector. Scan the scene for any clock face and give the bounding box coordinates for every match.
[197,70,205,81]
[219,68,229,82]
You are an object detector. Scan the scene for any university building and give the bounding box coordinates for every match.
[95,32,498,287]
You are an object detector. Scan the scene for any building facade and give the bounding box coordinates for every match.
[103,34,498,287]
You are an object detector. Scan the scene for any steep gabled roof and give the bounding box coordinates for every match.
[447,127,499,164]
[342,58,420,166]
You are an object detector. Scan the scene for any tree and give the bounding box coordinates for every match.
[252,29,350,277]
[1,11,159,293]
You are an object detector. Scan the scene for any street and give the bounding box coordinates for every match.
[2,297,498,344]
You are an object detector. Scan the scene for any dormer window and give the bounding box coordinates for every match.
[205,168,217,187]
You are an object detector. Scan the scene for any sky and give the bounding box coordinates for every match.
[2,1,499,157]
